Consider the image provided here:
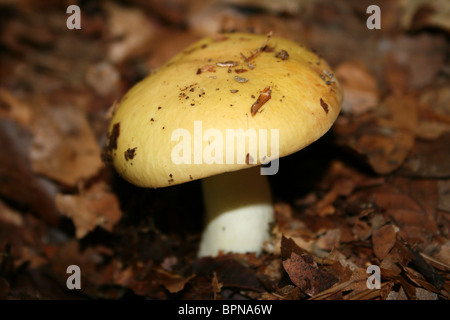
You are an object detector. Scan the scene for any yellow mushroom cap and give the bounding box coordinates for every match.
[106,32,343,188]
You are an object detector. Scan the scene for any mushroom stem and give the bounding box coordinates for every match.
[198,166,274,257]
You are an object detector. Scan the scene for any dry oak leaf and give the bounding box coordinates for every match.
[30,104,103,187]
[334,61,379,115]
[193,255,264,292]
[55,182,122,238]
[372,224,397,260]
[355,127,415,175]
[282,252,337,296]
[398,132,450,178]
[156,267,195,294]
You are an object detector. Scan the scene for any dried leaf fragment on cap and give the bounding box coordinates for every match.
[275,50,289,60]
[247,31,273,61]
[196,64,216,74]
[251,86,272,116]
[216,61,238,67]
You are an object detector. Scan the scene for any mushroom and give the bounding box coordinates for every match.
[106,32,343,257]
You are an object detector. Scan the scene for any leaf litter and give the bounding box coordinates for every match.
[0,0,449,301]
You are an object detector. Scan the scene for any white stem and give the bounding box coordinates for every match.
[198,166,274,257]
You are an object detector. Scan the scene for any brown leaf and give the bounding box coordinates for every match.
[401,0,450,33]
[388,209,438,234]
[378,93,419,132]
[419,83,450,123]
[85,61,121,96]
[335,61,379,115]
[193,255,264,292]
[403,242,445,290]
[262,285,304,300]
[30,104,103,187]
[375,190,423,212]
[282,252,337,296]
[156,268,195,294]
[0,119,60,226]
[0,88,32,126]
[372,225,397,260]
[438,180,450,212]
[402,179,438,221]
[344,267,380,300]
[355,128,415,175]
[374,185,439,241]
[0,200,24,227]
[380,240,414,275]
[415,83,450,139]
[352,219,372,241]
[398,132,450,178]
[280,235,309,261]
[211,272,223,299]
[55,182,122,238]
[382,34,447,90]
[316,229,341,252]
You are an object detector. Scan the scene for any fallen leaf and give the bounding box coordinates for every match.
[30,103,103,187]
[85,61,121,96]
[211,272,223,299]
[156,268,195,294]
[355,127,415,175]
[398,132,450,178]
[372,225,397,260]
[401,0,450,33]
[382,34,447,90]
[377,93,419,132]
[282,251,338,296]
[0,200,24,227]
[280,235,309,261]
[335,61,379,115]
[352,219,372,241]
[104,2,157,64]
[316,229,341,252]
[55,182,122,238]
[262,285,304,300]
[0,88,32,126]
[438,180,450,212]
[415,84,450,139]
[193,255,264,292]
[404,242,445,290]
[0,119,60,226]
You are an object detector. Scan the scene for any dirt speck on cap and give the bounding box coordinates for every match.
[108,123,120,151]
[124,147,137,161]
[320,98,329,114]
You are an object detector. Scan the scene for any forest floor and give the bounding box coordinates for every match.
[0,0,449,300]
